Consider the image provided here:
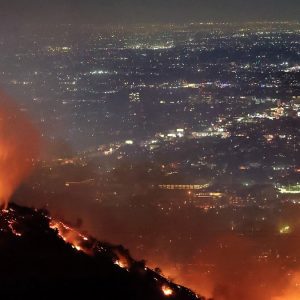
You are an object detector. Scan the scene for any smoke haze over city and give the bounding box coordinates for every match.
[0,1,300,299]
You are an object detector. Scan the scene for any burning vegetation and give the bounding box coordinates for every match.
[0,90,201,299]
[49,220,90,253]
[162,285,174,296]
[0,203,202,299]
[45,212,200,299]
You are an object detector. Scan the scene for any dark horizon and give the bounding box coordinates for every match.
[0,0,299,25]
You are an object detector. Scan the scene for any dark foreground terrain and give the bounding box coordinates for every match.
[0,203,203,300]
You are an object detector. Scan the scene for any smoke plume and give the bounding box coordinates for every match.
[0,90,39,208]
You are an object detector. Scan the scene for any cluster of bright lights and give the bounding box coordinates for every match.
[279,185,300,194]
[279,225,291,235]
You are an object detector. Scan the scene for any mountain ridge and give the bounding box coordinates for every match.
[0,203,205,300]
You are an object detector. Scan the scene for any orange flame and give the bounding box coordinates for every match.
[0,91,39,209]
[49,219,90,254]
[113,251,131,270]
[162,285,174,296]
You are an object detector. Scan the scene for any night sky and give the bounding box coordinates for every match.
[0,0,299,24]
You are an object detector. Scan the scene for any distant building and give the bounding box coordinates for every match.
[129,92,141,103]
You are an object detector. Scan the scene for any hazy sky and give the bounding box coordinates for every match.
[0,0,299,24]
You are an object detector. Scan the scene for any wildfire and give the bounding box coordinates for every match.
[162,285,174,296]
[0,91,39,209]
[113,251,130,270]
[49,219,89,253]
[0,208,23,237]
[49,219,198,299]
[114,260,127,269]
[8,220,22,237]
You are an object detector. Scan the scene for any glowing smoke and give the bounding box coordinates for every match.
[0,90,39,209]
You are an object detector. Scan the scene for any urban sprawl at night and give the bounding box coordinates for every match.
[0,13,300,300]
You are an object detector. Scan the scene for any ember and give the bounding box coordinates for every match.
[162,285,174,296]
[49,219,89,253]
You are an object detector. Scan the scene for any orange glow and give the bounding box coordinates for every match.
[74,245,82,251]
[113,250,130,270]
[272,273,300,300]
[114,260,127,269]
[136,232,300,300]
[0,91,39,209]
[162,285,173,296]
[50,219,89,254]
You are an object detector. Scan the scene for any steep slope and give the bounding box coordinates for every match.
[0,203,204,300]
